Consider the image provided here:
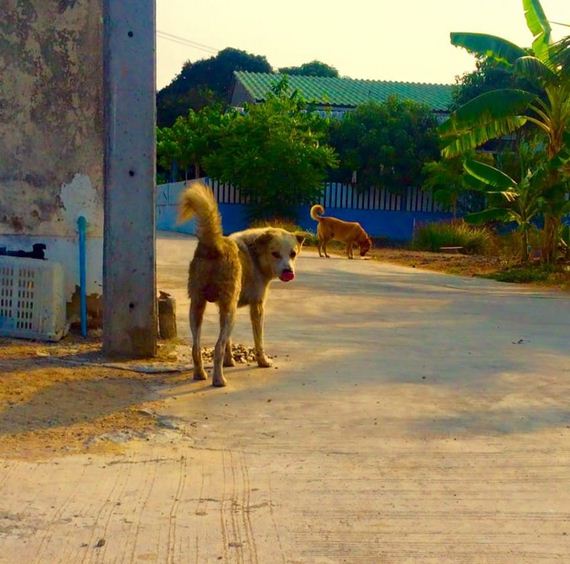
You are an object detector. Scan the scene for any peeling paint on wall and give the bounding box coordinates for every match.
[0,0,103,238]
[60,174,104,234]
[0,0,104,304]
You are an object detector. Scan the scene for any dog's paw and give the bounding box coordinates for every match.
[257,355,273,368]
[212,375,228,387]
[223,357,236,368]
[193,369,208,381]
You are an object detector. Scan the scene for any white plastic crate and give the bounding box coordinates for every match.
[0,256,67,341]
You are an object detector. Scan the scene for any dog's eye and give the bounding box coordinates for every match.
[272,251,281,259]
[290,250,297,259]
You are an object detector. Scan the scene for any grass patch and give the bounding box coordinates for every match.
[484,264,569,286]
[412,221,492,255]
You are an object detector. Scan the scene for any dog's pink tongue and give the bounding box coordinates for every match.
[279,270,295,282]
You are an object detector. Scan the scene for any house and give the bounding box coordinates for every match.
[159,73,456,242]
[230,71,453,119]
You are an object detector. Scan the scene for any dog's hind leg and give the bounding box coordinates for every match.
[250,302,272,368]
[316,226,324,257]
[223,337,236,367]
[323,239,331,258]
[346,242,353,259]
[190,298,208,381]
[212,303,236,387]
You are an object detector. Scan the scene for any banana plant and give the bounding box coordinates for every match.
[440,0,570,262]
[463,159,543,263]
[442,1,569,158]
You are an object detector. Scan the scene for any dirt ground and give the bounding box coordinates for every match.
[370,247,507,276]
[306,243,570,291]
[0,336,164,459]
[0,335,267,460]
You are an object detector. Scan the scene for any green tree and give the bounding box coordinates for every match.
[157,48,272,126]
[157,87,218,130]
[278,60,339,78]
[157,104,231,180]
[204,84,338,220]
[440,0,570,262]
[452,58,538,110]
[329,98,440,191]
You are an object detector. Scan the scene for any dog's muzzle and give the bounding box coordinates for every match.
[279,269,295,282]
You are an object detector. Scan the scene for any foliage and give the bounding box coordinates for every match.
[411,221,492,254]
[278,60,339,78]
[422,153,488,217]
[486,264,559,283]
[463,155,543,262]
[441,0,570,263]
[463,137,570,262]
[329,98,440,191]
[452,58,537,110]
[156,104,230,180]
[157,48,272,126]
[204,82,338,220]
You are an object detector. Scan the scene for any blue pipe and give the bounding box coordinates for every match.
[77,216,88,337]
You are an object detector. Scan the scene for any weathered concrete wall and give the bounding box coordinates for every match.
[0,0,103,298]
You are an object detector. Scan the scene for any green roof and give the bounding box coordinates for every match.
[234,71,453,112]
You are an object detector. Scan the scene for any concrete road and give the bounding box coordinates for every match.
[2,232,570,563]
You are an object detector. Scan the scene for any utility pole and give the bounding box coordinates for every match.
[103,0,157,357]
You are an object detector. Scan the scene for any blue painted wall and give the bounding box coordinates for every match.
[296,207,453,241]
[157,181,453,241]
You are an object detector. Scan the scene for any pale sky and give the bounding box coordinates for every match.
[157,0,570,90]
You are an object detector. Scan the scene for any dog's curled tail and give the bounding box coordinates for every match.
[179,182,223,249]
[310,204,325,221]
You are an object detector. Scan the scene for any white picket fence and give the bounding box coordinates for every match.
[157,178,452,238]
[197,178,446,213]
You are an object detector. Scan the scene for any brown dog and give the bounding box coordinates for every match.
[179,182,305,387]
[310,204,372,259]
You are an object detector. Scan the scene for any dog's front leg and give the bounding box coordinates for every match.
[212,304,236,387]
[250,302,272,368]
[190,299,208,381]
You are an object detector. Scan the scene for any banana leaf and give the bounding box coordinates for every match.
[514,56,559,86]
[523,0,552,62]
[441,116,528,157]
[450,33,526,65]
[440,90,536,136]
[463,159,517,189]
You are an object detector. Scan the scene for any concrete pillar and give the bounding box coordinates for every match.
[103,0,157,357]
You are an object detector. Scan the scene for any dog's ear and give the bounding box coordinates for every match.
[254,231,274,249]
